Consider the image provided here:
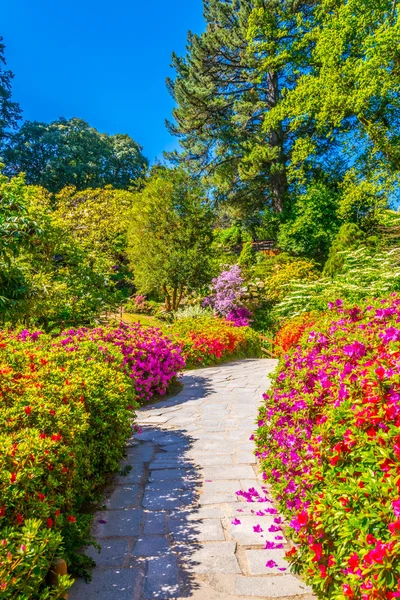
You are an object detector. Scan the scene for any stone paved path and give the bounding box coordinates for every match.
[70,359,314,600]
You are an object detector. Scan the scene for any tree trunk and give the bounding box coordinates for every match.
[172,287,178,312]
[267,71,288,214]
[163,284,172,312]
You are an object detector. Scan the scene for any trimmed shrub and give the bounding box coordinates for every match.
[0,330,137,594]
[255,296,400,599]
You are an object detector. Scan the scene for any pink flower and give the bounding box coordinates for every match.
[266,560,277,568]
[392,499,400,517]
[231,518,241,525]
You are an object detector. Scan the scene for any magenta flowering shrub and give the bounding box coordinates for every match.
[226,306,253,327]
[255,295,400,599]
[57,323,185,402]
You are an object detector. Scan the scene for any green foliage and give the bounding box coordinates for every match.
[278,183,341,264]
[0,171,128,328]
[238,241,256,270]
[274,246,400,319]
[264,257,319,303]
[4,118,148,192]
[0,331,138,593]
[174,305,212,320]
[167,0,303,217]
[265,0,400,167]
[0,520,72,599]
[0,170,42,263]
[127,168,214,311]
[213,226,243,253]
[323,222,365,276]
[54,185,136,293]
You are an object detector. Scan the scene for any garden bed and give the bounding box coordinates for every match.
[0,325,184,597]
[255,296,400,599]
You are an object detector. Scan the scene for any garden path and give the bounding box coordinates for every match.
[70,359,314,600]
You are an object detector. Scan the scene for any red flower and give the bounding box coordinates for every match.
[51,434,62,442]
[310,543,323,562]
[47,518,53,528]
[49,409,55,416]
[375,366,385,380]
[10,473,16,484]
[0,507,5,518]
[67,515,76,523]
[37,493,46,502]
[16,514,23,525]
[388,520,400,534]
[343,584,354,597]
[348,553,359,571]
[24,406,31,415]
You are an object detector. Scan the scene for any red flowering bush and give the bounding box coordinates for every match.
[255,296,400,599]
[0,330,137,596]
[166,315,261,367]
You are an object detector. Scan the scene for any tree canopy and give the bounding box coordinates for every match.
[168,0,399,240]
[4,117,148,192]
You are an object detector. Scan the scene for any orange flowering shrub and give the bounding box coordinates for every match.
[0,330,138,597]
[274,312,323,355]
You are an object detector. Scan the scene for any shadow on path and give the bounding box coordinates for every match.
[70,375,215,599]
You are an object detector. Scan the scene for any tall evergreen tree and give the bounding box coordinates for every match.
[0,37,22,150]
[167,0,317,219]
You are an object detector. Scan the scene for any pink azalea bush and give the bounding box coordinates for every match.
[255,295,400,599]
[57,322,185,402]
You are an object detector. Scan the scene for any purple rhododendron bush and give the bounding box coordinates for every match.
[0,325,184,597]
[255,295,400,600]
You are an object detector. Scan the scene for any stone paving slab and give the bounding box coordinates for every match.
[70,359,316,600]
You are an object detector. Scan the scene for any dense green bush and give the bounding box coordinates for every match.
[323,222,365,276]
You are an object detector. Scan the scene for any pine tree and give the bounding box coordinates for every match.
[167,1,323,220]
[0,37,22,150]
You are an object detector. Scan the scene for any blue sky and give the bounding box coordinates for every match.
[2,1,205,162]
